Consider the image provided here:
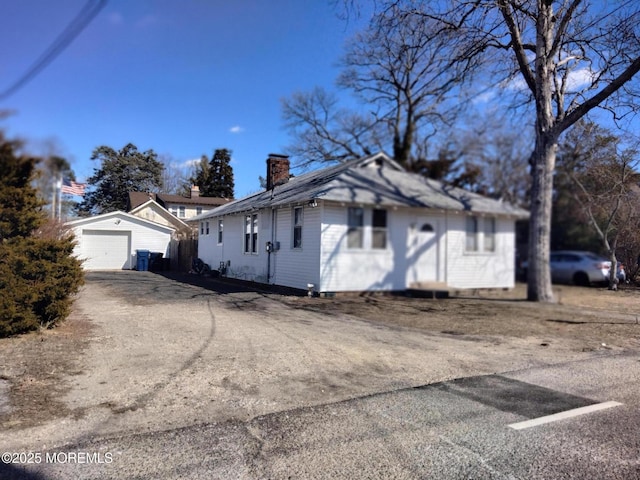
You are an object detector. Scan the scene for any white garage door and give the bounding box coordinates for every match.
[81,230,131,270]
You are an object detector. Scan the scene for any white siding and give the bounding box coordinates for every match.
[271,205,321,290]
[320,204,410,292]
[70,213,173,270]
[319,205,515,292]
[444,213,516,289]
[198,206,322,290]
[198,210,272,283]
[198,203,518,292]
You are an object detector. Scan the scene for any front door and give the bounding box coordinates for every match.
[406,219,439,286]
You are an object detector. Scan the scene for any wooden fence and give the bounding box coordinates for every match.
[169,237,198,272]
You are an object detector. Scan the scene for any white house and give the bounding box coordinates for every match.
[193,152,529,293]
[66,211,174,270]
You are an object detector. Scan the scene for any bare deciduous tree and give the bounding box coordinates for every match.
[291,0,640,301]
[356,0,640,301]
[337,2,478,166]
[449,116,532,207]
[159,154,191,195]
[281,87,384,166]
[558,122,640,289]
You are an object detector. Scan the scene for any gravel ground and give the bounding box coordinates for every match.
[1,271,638,452]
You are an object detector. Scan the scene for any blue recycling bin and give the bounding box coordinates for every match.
[136,250,150,271]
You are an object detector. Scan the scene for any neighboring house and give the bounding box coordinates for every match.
[127,198,195,271]
[128,197,192,238]
[66,211,174,270]
[126,186,230,271]
[127,186,230,222]
[193,152,529,294]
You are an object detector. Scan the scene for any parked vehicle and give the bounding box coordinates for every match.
[521,250,626,286]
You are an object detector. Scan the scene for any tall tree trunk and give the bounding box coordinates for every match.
[527,139,556,302]
[527,0,556,302]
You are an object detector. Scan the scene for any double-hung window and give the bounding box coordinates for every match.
[465,216,478,252]
[347,207,364,249]
[372,209,387,249]
[217,219,223,244]
[483,218,496,252]
[244,214,258,254]
[293,207,303,249]
[178,206,185,218]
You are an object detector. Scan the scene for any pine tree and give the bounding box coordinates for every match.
[0,132,84,337]
[0,134,44,240]
[79,143,164,214]
[198,148,235,198]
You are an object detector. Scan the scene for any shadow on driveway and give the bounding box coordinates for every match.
[84,270,307,302]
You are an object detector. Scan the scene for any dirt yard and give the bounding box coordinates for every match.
[1,274,639,439]
[282,283,640,349]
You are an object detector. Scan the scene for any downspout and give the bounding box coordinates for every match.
[444,210,449,285]
[267,207,276,283]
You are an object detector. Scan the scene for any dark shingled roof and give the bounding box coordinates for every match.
[127,191,231,212]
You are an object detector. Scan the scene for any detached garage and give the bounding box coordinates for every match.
[66,211,174,270]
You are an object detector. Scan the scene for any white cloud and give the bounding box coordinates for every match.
[565,67,595,91]
[500,62,595,94]
[471,89,497,104]
[229,125,244,134]
[181,157,202,169]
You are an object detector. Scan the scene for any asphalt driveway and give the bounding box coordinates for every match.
[2,271,623,450]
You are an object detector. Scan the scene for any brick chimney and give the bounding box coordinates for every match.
[266,154,290,190]
[190,185,200,198]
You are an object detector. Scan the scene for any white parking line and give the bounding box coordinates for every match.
[508,401,623,430]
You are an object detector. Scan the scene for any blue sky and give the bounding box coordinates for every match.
[1,0,366,198]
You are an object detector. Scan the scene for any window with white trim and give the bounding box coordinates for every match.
[200,222,204,235]
[196,206,202,216]
[483,217,496,252]
[205,221,210,235]
[217,219,223,244]
[244,214,258,254]
[372,209,387,249]
[293,207,303,249]
[465,216,478,252]
[347,207,364,248]
[178,205,185,218]
[347,207,364,249]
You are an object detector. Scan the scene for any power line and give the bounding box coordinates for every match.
[0,0,108,102]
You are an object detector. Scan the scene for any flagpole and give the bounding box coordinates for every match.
[51,176,57,219]
[57,174,62,220]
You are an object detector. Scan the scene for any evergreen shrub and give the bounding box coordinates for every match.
[0,235,84,336]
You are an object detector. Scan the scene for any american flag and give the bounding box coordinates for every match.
[61,178,86,196]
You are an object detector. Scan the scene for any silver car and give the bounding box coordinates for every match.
[549,250,625,285]
[523,250,626,286]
